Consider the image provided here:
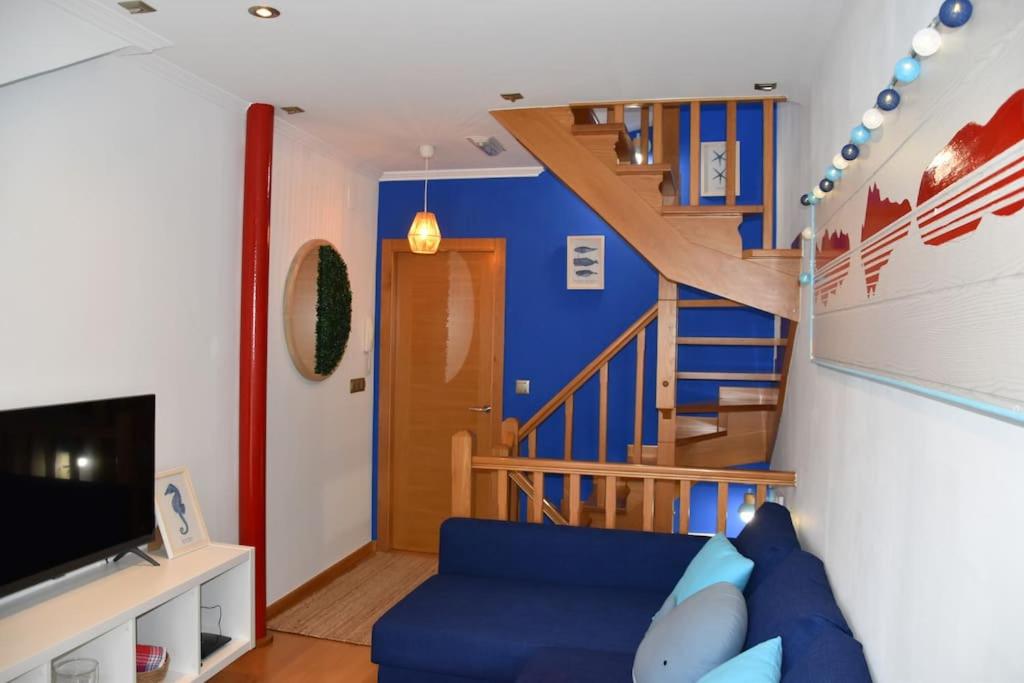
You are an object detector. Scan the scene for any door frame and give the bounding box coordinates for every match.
[377,238,506,551]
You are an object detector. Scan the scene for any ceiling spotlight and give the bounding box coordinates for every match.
[754,82,778,92]
[281,106,305,115]
[500,93,524,103]
[118,1,156,14]
[248,5,280,19]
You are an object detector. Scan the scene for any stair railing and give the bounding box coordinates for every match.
[453,430,796,533]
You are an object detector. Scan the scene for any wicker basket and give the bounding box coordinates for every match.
[137,654,169,683]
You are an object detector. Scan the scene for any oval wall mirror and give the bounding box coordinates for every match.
[283,239,353,381]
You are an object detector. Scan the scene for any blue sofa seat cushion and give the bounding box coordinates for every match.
[733,503,801,595]
[746,549,855,675]
[781,628,873,683]
[516,647,634,683]
[372,573,665,682]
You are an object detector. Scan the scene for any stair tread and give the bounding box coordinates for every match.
[662,204,762,215]
[615,163,672,175]
[743,248,801,258]
[677,336,787,346]
[719,386,779,407]
[677,371,782,381]
[675,415,727,442]
[570,122,628,136]
[677,298,743,308]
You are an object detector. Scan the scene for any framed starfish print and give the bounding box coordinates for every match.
[154,466,211,558]
[700,141,741,197]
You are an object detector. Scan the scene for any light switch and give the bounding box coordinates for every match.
[515,379,530,395]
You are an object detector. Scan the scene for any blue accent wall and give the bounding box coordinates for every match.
[373,104,779,538]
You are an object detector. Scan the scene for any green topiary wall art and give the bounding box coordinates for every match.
[283,239,353,382]
[314,245,352,376]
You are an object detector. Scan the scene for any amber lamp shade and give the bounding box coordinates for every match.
[408,210,442,254]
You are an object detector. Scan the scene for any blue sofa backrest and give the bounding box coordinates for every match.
[440,518,708,593]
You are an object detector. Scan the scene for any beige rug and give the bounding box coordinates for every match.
[269,551,437,647]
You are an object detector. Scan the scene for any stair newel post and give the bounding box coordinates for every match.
[655,275,678,532]
[452,431,475,518]
[501,417,520,454]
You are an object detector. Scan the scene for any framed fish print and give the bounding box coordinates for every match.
[154,466,210,558]
[567,235,605,290]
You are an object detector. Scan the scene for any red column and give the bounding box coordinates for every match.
[239,102,274,643]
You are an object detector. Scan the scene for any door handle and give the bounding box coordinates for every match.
[469,405,493,414]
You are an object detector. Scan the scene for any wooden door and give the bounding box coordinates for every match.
[378,238,505,553]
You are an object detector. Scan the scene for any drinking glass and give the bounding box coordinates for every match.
[53,658,99,683]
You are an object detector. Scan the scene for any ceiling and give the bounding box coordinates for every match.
[106,0,843,174]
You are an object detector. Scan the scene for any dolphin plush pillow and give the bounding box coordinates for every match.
[633,582,747,683]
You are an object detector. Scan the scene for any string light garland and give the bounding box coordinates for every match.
[798,0,974,210]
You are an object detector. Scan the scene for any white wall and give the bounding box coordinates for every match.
[265,126,379,603]
[775,1,1024,680]
[0,53,245,544]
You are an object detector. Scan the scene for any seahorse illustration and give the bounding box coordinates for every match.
[164,483,190,535]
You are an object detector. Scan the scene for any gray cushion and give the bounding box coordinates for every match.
[633,582,747,683]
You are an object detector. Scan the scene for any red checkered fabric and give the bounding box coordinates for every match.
[136,644,166,673]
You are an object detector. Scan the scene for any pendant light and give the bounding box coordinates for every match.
[407,144,442,254]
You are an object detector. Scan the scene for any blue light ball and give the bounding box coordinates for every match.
[939,0,973,27]
[799,272,813,285]
[895,56,921,83]
[819,178,834,193]
[851,125,871,145]
[841,144,860,161]
[807,194,820,206]
[876,88,901,111]
[800,194,811,206]
[825,166,843,182]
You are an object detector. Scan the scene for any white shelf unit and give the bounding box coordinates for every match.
[0,544,254,683]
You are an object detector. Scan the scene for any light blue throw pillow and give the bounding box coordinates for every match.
[698,637,782,683]
[666,534,753,608]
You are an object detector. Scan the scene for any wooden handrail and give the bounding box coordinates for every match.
[519,304,657,436]
[453,430,796,534]
[569,95,788,108]
[470,456,796,486]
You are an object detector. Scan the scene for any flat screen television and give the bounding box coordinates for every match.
[0,395,155,598]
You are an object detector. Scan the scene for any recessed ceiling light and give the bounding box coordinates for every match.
[248,5,280,19]
[281,106,305,115]
[754,82,778,92]
[118,1,156,14]
[500,93,524,103]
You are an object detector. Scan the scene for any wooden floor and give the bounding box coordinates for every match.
[213,631,377,682]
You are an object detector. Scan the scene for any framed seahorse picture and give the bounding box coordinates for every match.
[155,466,211,558]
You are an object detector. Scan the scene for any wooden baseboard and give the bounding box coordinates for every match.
[266,541,376,620]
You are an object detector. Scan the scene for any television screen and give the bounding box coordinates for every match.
[0,395,155,597]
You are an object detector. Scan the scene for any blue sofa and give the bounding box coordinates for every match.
[372,504,871,682]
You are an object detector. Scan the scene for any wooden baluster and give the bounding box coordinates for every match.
[564,395,574,460]
[604,475,617,529]
[653,103,665,165]
[678,480,691,534]
[725,101,737,205]
[509,476,520,522]
[451,431,474,518]
[642,478,655,532]
[716,481,729,533]
[598,364,608,463]
[762,100,775,249]
[528,430,537,458]
[530,471,544,523]
[633,328,645,457]
[568,474,581,526]
[496,468,509,521]
[640,105,650,165]
[756,484,767,508]
[689,102,701,205]
[663,105,681,205]
[656,275,678,466]
[608,104,624,125]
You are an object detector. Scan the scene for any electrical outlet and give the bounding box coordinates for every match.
[350,377,366,393]
[515,379,530,395]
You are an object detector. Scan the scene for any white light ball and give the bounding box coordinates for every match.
[832,154,849,170]
[912,27,942,57]
[812,186,826,199]
[862,108,884,130]
[801,227,814,240]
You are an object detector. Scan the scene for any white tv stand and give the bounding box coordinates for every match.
[0,544,254,683]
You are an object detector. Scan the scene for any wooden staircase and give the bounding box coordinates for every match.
[486,96,802,533]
